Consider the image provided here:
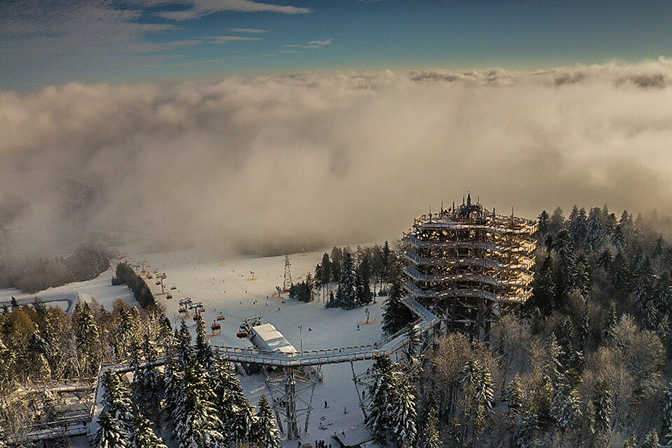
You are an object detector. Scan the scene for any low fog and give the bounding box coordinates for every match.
[2,59,672,255]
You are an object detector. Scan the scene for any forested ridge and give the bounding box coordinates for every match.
[372,205,672,448]
[0,242,110,294]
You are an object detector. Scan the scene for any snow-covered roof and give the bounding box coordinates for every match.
[249,323,298,354]
[334,425,373,447]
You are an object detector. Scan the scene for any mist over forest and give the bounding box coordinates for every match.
[2,59,672,256]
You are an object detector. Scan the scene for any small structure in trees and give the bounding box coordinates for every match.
[403,194,537,342]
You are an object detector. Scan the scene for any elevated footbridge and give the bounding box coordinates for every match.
[212,295,440,367]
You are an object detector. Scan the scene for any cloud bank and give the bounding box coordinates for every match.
[2,59,672,254]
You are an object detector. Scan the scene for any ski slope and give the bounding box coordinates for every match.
[126,247,390,447]
[6,247,407,447]
[0,268,135,314]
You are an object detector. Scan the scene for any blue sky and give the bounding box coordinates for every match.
[2,0,672,90]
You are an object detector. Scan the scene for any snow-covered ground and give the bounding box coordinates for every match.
[0,268,136,313]
[1,247,383,446]
[130,248,383,447]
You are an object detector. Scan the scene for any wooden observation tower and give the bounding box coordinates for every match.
[403,194,537,342]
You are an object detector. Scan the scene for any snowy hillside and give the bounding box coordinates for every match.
[130,248,383,447]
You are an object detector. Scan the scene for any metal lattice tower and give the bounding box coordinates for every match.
[282,254,293,292]
[403,194,537,342]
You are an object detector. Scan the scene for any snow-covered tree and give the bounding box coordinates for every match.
[592,378,612,433]
[389,372,417,448]
[381,276,414,335]
[338,252,358,308]
[172,360,225,448]
[250,395,280,448]
[113,307,135,361]
[505,374,526,414]
[175,321,193,366]
[101,370,134,430]
[461,359,495,439]
[333,252,358,309]
[417,402,440,448]
[210,356,255,445]
[662,382,672,445]
[550,387,582,433]
[642,429,660,448]
[130,414,167,448]
[163,354,185,428]
[93,410,129,448]
[195,317,215,371]
[404,325,421,367]
[366,354,396,444]
[75,302,101,376]
[132,336,164,420]
[0,340,16,398]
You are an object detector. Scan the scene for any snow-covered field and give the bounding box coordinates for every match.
[4,247,384,446]
[0,269,136,313]
[131,248,382,447]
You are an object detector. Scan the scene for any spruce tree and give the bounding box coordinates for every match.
[592,378,612,433]
[642,429,660,448]
[75,301,101,377]
[662,382,672,445]
[94,410,129,448]
[418,402,441,448]
[550,387,582,433]
[212,357,255,445]
[173,360,225,448]
[101,370,134,431]
[381,276,414,335]
[335,252,357,309]
[130,414,168,448]
[366,354,396,445]
[132,336,164,420]
[251,395,280,448]
[390,372,417,448]
[505,374,526,414]
[195,317,215,370]
[461,360,495,439]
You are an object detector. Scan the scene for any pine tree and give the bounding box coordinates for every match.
[195,317,215,370]
[132,336,164,420]
[551,387,582,433]
[251,395,280,448]
[404,325,421,366]
[207,354,255,444]
[75,301,101,377]
[390,372,417,448]
[531,375,554,428]
[417,402,441,448]
[531,255,555,315]
[382,276,414,335]
[114,307,135,361]
[93,410,129,448]
[172,360,225,448]
[642,429,660,448]
[662,382,672,445]
[101,370,134,430]
[367,354,396,444]
[0,340,16,398]
[176,321,193,366]
[130,414,168,448]
[335,252,358,309]
[592,378,612,433]
[461,360,495,440]
[505,374,526,414]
